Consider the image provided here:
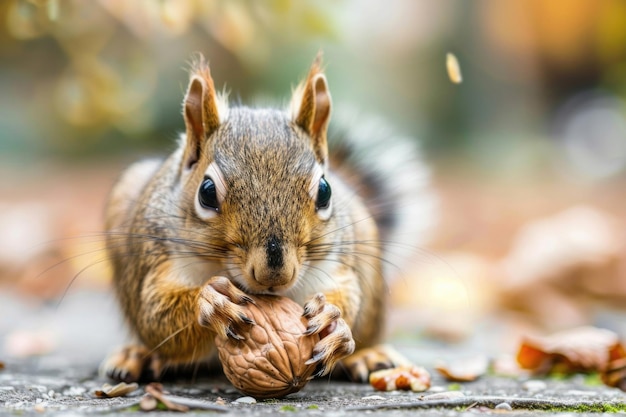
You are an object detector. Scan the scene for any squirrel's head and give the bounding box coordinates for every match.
[179,54,333,294]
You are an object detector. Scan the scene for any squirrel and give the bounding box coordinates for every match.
[100,53,434,384]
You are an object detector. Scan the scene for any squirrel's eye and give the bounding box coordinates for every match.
[316,176,332,210]
[199,177,219,210]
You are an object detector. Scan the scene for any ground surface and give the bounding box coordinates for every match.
[2,291,626,416]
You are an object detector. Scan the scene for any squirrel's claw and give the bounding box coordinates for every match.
[198,276,253,339]
[100,345,162,383]
[302,293,326,318]
[302,293,355,377]
[225,326,245,341]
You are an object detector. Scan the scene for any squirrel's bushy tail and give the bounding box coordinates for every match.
[328,108,437,283]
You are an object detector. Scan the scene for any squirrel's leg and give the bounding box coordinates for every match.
[302,266,408,382]
[303,294,408,382]
[100,344,162,383]
[341,344,412,383]
[103,274,253,382]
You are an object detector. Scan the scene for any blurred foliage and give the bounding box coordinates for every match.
[0,0,340,159]
[1,0,626,181]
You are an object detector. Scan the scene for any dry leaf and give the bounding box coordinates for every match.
[516,326,623,375]
[369,365,431,392]
[143,383,229,412]
[435,355,489,382]
[600,345,626,391]
[94,382,139,398]
[145,383,189,412]
[446,53,463,84]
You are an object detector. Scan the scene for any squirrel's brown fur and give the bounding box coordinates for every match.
[101,54,434,384]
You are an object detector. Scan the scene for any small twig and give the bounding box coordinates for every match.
[464,401,478,411]
[145,383,229,413]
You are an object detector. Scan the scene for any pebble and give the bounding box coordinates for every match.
[140,394,158,411]
[234,396,257,404]
[181,388,203,395]
[62,386,86,396]
[565,390,596,396]
[422,391,465,401]
[495,402,512,411]
[361,395,386,401]
[522,380,547,392]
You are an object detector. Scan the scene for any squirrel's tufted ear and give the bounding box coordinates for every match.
[291,54,332,164]
[182,56,225,169]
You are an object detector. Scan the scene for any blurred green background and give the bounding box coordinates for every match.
[3,0,626,179]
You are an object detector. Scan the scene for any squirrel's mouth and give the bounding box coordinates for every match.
[228,265,299,296]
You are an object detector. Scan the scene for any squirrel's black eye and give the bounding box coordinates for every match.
[198,177,219,210]
[316,176,332,210]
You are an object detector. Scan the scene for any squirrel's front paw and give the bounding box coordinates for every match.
[100,345,162,383]
[302,293,355,377]
[198,276,255,340]
[342,344,412,383]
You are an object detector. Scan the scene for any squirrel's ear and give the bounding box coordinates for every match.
[291,55,332,164]
[182,58,223,169]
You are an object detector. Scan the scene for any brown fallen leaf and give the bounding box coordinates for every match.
[143,383,229,412]
[600,345,626,391]
[94,382,139,398]
[516,326,624,375]
[446,53,463,84]
[435,355,489,382]
[145,383,189,412]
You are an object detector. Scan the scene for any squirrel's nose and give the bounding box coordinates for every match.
[250,265,296,288]
[246,237,299,289]
[266,235,283,269]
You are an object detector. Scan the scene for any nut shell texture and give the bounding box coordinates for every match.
[215,295,319,398]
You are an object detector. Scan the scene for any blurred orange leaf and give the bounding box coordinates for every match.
[517,326,622,375]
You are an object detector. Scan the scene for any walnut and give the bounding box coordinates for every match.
[214,295,319,399]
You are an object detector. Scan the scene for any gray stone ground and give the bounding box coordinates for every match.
[2,290,626,416]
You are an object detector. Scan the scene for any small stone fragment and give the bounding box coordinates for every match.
[422,391,465,401]
[361,395,386,401]
[140,394,157,411]
[522,379,547,392]
[495,402,512,410]
[234,396,257,404]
